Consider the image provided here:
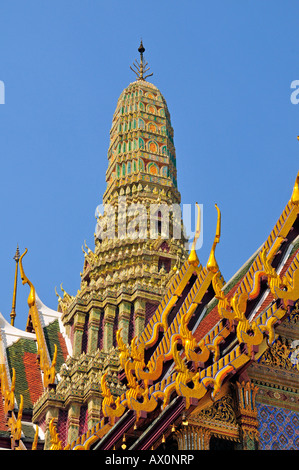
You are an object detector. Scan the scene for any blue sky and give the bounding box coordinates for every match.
[0,1,298,330]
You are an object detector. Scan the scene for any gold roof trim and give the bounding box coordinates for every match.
[64,173,299,450]
[19,249,57,388]
[215,173,299,333]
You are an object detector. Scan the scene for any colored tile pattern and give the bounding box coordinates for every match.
[23,351,44,405]
[79,405,88,436]
[257,403,299,450]
[57,409,68,448]
[43,319,68,371]
[6,338,43,410]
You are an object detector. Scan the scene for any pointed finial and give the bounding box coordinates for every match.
[207,204,221,273]
[291,170,299,205]
[188,203,201,267]
[138,39,145,55]
[10,245,21,326]
[13,244,20,262]
[130,41,153,81]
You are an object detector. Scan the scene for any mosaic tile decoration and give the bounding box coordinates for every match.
[257,403,299,450]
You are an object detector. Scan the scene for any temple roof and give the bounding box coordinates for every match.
[0,257,69,448]
[65,171,299,450]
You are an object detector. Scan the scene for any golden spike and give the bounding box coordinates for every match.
[130,40,153,81]
[207,204,221,273]
[54,286,62,302]
[19,248,54,386]
[10,245,20,326]
[291,171,299,205]
[11,394,23,442]
[19,248,36,308]
[32,425,39,450]
[49,418,63,450]
[101,371,114,417]
[60,283,73,302]
[4,367,16,415]
[44,344,57,388]
[188,203,201,267]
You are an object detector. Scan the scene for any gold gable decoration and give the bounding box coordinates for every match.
[97,203,230,422]
[19,249,57,388]
[66,172,299,450]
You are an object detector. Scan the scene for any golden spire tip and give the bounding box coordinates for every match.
[130,40,153,81]
[188,203,201,267]
[291,171,299,205]
[206,204,221,273]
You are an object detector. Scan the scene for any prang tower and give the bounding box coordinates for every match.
[58,42,188,357]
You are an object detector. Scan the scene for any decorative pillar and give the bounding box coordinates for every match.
[87,394,102,429]
[176,425,210,450]
[67,402,81,445]
[87,307,101,354]
[134,298,146,338]
[118,301,131,344]
[103,304,117,351]
[73,312,86,357]
[236,381,259,450]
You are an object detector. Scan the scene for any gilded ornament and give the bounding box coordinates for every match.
[49,418,63,450]
[9,394,23,444]
[260,247,283,297]
[4,367,15,415]
[19,249,57,387]
[274,260,299,303]
[101,372,126,421]
[206,204,221,273]
[116,328,130,369]
[188,203,201,268]
[291,171,299,205]
[44,344,58,388]
[191,394,237,425]
[127,384,158,420]
[31,425,39,450]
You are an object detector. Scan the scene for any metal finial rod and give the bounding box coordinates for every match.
[138,40,145,80]
[14,245,20,262]
[138,40,145,55]
[10,245,20,326]
[130,41,153,81]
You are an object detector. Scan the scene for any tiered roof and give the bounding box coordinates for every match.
[60,171,299,450]
[0,251,70,449]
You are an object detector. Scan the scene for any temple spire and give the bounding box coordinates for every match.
[130,40,153,81]
[10,245,20,326]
